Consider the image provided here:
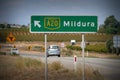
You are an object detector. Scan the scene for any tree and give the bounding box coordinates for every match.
[98,24,105,33]
[7,24,11,28]
[21,25,26,28]
[103,15,119,34]
[0,24,5,29]
[106,40,113,53]
[117,22,120,34]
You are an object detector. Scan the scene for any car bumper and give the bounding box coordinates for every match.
[47,51,60,56]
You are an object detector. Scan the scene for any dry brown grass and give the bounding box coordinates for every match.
[61,49,120,59]
[0,55,104,80]
[0,55,44,80]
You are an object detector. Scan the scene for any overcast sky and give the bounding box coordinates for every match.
[0,0,120,26]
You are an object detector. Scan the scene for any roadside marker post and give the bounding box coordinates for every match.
[74,55,77,72]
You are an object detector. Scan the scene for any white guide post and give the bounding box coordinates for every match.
[74,55,77,72]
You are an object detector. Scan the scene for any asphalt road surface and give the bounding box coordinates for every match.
[20,53,120,80]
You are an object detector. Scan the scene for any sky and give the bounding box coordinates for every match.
[0,0,120,26]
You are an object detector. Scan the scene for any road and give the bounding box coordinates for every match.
[20,53,120,80]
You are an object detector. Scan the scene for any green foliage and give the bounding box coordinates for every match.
[0,52,6,55]
[66,44,108,53]
[103,15,120,34]
[98,25,106,33]
[86,44,108,53]
[66,45,82,51]
[12,52,19,56]
[0,24,5,28]
[106,40,113,53]
[106,27,117,34]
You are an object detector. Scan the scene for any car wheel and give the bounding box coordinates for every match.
[58,55,60,57]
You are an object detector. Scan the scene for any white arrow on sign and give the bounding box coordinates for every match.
[34,21,41,28]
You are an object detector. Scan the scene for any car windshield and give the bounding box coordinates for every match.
[53,46,58,49]
[50,46,58,49]
[12,48,17,50]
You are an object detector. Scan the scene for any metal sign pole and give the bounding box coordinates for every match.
[82,34,85,80]
[45,34,48,80]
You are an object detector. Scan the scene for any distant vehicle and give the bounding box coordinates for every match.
[47,45,60,57]
[11,48,19,55]
[71,40,76,45]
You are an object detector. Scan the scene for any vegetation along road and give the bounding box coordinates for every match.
[20,53,120,80]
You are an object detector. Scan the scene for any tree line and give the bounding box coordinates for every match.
[0,24,11,28]
[99,15,120,34]
[0,24,28,29]
[0,15,120,35]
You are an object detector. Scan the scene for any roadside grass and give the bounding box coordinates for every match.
[84,65,104,80]
[85,52,120,59]
[105,56,120,59]
[15,57,43,70]
[49,61,104,80]
[0,55,104,80]
[61,49,120,59]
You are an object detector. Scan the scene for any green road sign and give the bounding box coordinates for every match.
[30,16,98,33]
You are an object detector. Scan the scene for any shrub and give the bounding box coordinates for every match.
[12,52,19,56]
[33,46,44,52]
[106,40,113,53]
[15,57,43,70]
[50,61,63,71]
[85,44,108,53]
[0,52,6,55]
[66,45,82,51]
[66,44,108,53]
[66,49,73,56]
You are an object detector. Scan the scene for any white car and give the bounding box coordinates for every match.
[11,48,19,55]
[47,45,60,57]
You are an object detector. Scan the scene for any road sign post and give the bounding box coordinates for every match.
[45,34,48,80]
[30,15,98,80]
[81,34,85,80]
